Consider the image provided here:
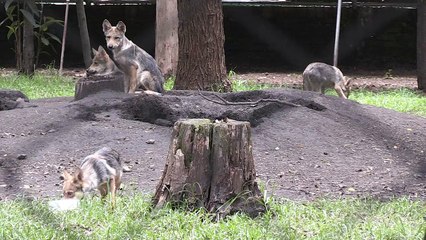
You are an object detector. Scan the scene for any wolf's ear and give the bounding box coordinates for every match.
[116,21,126,33]
[61,170,72,181]
[102,19,112,33]
[97,45,107,56]
[92,48,98,56]
[345,77,352,86]
[75,169,83,182]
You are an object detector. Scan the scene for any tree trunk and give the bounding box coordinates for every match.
[153,119,265,218]
[174,0,231,92]
[418,0,426,92]
[22,1,35,75]
[155,0,178,79]
[76,0,92,68]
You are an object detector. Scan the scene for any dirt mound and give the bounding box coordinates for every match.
[0,89,424,201]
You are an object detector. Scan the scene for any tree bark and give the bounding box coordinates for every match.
[76,0,92,68]
[155,0,178,79]
[153,119,265,218]
[418,0,426,92]
[174,0,231,92]
[22,1,35,75]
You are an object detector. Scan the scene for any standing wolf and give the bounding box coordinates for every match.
[102,19,164,94]
[62,147,123,207]
[302,62,351,99]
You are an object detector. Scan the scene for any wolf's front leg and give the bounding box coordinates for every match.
[334,85,348,99]
[123,75,130,93]
[128,65,138,94]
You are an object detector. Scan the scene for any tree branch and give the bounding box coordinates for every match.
[198,91,300,107]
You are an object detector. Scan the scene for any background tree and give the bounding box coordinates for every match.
[418,0,426,92]
[22,0,35,75]
[76,0,91,68]
[1,0,62,74]
[173,0,232,92]
[155,0,178,79]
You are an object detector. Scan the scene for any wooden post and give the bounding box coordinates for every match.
[153,119,265,218]
[333,0,342,67]
[59,0,70,75]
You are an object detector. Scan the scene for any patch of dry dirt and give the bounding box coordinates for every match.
[0,86,424,201]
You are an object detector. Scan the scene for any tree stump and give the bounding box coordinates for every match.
[153,118,265,218]
[74,73,124,100]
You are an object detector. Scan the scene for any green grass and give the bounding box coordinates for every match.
[322,88,426,116]
[0,195,424,240]
[349,88,426,116]
[0,70,75,99]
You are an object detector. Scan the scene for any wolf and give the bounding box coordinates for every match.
[302,62,352,99]
[62,147,123,207]
[102,19,165,94]
[86,45,120,76]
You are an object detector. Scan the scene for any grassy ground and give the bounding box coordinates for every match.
[349,88,426,116]
[0,70,75,99]
[0,194,424,240]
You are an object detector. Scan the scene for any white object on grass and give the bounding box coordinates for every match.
[48,199,80,211]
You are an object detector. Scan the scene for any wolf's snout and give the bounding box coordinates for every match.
[86,68,95,76]
[64,191,75,199]
[107,44,114,49]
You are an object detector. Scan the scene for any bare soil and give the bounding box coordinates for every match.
[0,70,425,201]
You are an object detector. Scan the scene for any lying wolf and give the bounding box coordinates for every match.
[86,45,119,76]
[102,19,164,94]
[62,147,123,207]
[302,62,352,99]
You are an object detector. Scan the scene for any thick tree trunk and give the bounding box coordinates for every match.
[153,119,265,218]
[22,1,35,75]
[174,0,231,92]
[418,0,426,92]
[155,0,178,78]
[76,0,92,68]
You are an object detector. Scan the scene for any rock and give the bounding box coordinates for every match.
[123,165,132,172]
[0,90,29,111]
[17,154,27,160]
[146,139,156,144]
[47,129,57,133]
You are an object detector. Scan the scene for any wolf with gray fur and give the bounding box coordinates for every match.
[86,45,120,76]
[302,62,351,99]
[102,19,164,94]
[62,147,123,207]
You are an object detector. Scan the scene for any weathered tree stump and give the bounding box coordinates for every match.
[74,73,124,100]
[153,118,265,218]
